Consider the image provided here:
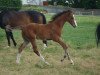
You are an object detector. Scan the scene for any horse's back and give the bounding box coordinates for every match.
[2,10,46,29]
[3,11,31,28]
[24,10,46,24]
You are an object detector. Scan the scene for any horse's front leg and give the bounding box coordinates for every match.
[53,36,74,65]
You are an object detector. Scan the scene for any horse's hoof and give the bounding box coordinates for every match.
[14,43,17,47]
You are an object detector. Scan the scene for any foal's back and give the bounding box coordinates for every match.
[22,23,52,40]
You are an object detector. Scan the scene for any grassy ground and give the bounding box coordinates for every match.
[0,15,100,75]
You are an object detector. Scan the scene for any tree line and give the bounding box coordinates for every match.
[0,0,100,12]
[0,0,22,11]
[48,0,100,9]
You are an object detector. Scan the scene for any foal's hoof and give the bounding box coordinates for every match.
[16,60,20,64]
[7,46,10,48]
[70,59,74,65]
[4,46,10,49]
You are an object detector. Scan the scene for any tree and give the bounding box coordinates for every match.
[96,0,100,9]
[84,0,97,9]
[0,0,22,11]
[48,0,100,9]
[72,0,100,9]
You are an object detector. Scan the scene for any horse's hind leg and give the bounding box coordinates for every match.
[16,40,29,64]
[30,39,49,65]
[5,30,10,47]
[5,30,17,47]
[9,31,17,47]
[53,37,74,65]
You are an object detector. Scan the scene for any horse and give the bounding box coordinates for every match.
[15,10,77,65]
[0,11,17,47]
[0,10,47,48]
[96,23,100,47]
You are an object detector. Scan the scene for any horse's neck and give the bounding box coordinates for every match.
[50,15,67,36]
[53,15,67,30]
[55,15,66,26]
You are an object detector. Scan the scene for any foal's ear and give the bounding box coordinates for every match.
[67,10,72,12]
[67,10,73,15]
[67,10,73,13]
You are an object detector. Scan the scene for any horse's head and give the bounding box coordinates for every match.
[66,10,77,28]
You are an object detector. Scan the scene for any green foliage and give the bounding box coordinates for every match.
[22,5,44,12]
[83,0,96,9]
[48,0,100,9]
[0,0,22,11]
[72,0,100,9]
[96,0,100,9]
[48,0,71,6]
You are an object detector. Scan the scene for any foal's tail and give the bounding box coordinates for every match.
[96,23,100,47]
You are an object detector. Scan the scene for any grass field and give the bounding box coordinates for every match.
[0,15,100,75]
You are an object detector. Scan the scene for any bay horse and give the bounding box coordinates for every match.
[0,10,47,48]
[16,10,77,65]
[96,23,100,47]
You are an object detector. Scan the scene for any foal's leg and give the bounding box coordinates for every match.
[16,40,29,64]
[53,37,74,65]
[30,39,49,65]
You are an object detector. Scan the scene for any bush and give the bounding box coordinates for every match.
[0,0,22,11]
[22,5,44,12]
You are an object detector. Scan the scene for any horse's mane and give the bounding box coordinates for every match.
[50,10,72,22]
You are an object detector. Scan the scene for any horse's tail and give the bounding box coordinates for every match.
[96,23,100,47]
[40,13,47,24]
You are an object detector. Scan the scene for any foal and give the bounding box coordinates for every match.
[16,10,77,65]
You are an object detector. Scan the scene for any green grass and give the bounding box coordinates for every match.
[0,15,100,75]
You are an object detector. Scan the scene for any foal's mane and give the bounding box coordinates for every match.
[50,10,72,22]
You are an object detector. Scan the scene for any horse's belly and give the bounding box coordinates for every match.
[36,33,51,40]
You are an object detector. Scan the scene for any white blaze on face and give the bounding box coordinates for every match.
[73,14,77,27]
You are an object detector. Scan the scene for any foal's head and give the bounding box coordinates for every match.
[65,10,77,28]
